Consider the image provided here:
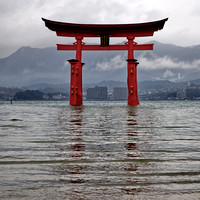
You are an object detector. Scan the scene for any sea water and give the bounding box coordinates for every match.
[0,101,200,200]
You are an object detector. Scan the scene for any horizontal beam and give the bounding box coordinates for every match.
[57,44,153,51]
[43,17,168,39]
[134,44,153,50]
[56,31,154,38]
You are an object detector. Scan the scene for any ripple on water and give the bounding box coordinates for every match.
[0,101,200,199]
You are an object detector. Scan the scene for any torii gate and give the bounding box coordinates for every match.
[42,18,168,106]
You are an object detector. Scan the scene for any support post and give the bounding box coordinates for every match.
[127,36,139,105]
[76,36,83,62]
[68,59,85,106]
[68,37,84,106]
[68,59,79,105]
[76,36,83,106]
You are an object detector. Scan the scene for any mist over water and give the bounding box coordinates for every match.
[0,101,200,199]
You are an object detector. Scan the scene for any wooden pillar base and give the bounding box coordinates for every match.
[127,59,139,105]
[68,59,83,106]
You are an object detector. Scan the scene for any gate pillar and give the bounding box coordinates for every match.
[127,59,139,105]
[68,36,84,106]
[68,59,84,106]
[127,36,139,105]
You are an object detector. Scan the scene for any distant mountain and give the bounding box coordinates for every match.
[143,41,200,61]
[1,78,200,100]
[27,79,200,91]
[0,47,74,87]
[0,41,200,87]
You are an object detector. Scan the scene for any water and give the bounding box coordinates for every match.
[0,101,200,200]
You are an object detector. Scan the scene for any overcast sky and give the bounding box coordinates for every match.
[1,0,200,58]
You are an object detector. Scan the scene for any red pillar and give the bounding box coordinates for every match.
[68,59,78,105]
[76,36,83,62]
[68,37,84,106]
[68,59,84,106]
[127,36,139,105]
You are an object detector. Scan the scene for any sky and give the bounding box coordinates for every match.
[1,0,200,58]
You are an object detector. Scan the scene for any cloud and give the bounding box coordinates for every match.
[92,53,200,72]
[163,69,175,78]
[94,54,126,71]
[1,0,200,58]
[138,54,200,71]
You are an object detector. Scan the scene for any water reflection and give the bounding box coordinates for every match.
[1,102,200,199]
[126,106,139,158]
[55,106,87,188]
[122,106,141,195]
[69,106,85,160]
[68,106,86,184]
[54,105,156,198]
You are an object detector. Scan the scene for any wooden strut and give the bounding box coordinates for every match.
[57,43,153,51]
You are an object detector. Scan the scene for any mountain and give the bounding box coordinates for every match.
[0,47,74,87]
[0,41,200,87]
[143,41,200,61]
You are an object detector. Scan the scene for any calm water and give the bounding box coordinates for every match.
[0,101,200,200]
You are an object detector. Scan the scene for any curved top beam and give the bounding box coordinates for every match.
[42,18,168,37]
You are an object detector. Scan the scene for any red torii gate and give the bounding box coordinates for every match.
[42,18,168,106]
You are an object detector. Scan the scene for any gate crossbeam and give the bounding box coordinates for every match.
[57,44,153,51]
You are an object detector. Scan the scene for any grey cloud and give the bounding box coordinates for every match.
[0,0,200,58]
[94,54,127,71]
[138,55,200,71]
[91,53,200,73]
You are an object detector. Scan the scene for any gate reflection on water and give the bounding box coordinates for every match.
[53,105,156,199]
[1,101,200,200]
